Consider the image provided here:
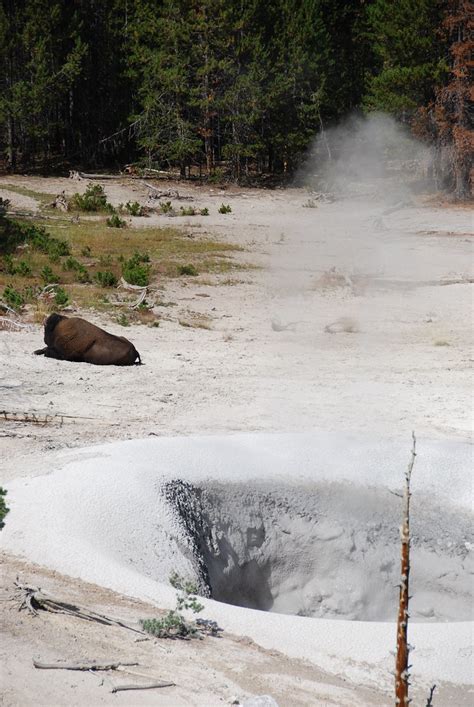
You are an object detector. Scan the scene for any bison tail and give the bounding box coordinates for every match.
[135,351,142,365]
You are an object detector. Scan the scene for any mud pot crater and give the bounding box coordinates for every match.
[164,479,473,622]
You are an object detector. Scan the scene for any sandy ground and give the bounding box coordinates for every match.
[0,175,473,705]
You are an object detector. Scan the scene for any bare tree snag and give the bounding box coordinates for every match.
[426,684,437,706]
[395,432,416,705]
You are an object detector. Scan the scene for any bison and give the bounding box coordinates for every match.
[34,313,141,366]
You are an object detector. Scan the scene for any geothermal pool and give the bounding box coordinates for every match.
[2,432,472,690]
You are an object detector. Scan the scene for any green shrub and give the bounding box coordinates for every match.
[140,572,205,639]
[124,201,143,216]
[63,256,81,271]
[76,267,90,283]
[3,255,16,275]
[47,239,70,259]
[40,265,57,284]
[0,197,10,218]
[72,183,111,212]
[178,264,198,276]
[180,206,196,216]
[200,207,209,216]
[54,287,70,307]
[117,312,130,326]
[106,213,127,228]
[63,257,89,282]
[218,203,232,214]
[15,260,32,277]
[0,219,70,258]
[3,255,33,278]
[95,270,118,287]
[2,285,24,311]
[0,487,9,529]
[159,201,173,214]
[80,245,92,257]
[208,168,224,184]
[122,252,151,286]
[122,263,149,287]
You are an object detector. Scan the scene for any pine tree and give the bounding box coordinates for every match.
[433,0,473,199]
[0,0,85,168]
[364,0,445,116]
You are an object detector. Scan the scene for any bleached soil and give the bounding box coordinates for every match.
[0,175,473,706]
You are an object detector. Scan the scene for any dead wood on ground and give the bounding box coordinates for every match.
[33,659,138,671]
[111,682,175,693]
[14,582,145,635]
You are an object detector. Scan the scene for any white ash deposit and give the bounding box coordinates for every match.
[2,431,472,691]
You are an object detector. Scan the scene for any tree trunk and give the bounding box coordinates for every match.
[7,114,16,171]
[454,161,470,200]
[395,433,416,706]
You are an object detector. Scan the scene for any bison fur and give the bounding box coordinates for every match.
[34,313,141,366]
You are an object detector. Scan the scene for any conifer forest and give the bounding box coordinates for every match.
[0,1,472,197]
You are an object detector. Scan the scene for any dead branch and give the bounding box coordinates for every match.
[109,278,148,308]
[111,682,175,694]
[33,660,138,671]
[1,410,60,426]
[0,317,33,332]
[48,192,69,212]
[14,582,145,635]
[438,276,474,286]
[143,182,193,200]
[142,167,181,179]
[118,277,147,292]
[110,291,147,309]
[0,302,19,317]
[426,684,437,706]
[395,431,416,707]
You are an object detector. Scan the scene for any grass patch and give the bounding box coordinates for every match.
[0,183,54,208]
[178,264,198,276]
[106,213,127,228]
[0,213,246,317]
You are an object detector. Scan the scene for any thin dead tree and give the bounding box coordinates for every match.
[395,431,416,705]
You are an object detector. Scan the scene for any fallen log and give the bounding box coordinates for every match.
[119,277,147,292]
[33,660,138,672]
[69,171,123,180]
[111,682,175,694]
[143,182,193,200]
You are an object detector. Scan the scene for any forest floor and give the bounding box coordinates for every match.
[0,175,472,705]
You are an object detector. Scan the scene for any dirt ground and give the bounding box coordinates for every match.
[2,553,394,707]
[0,175,472,705]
